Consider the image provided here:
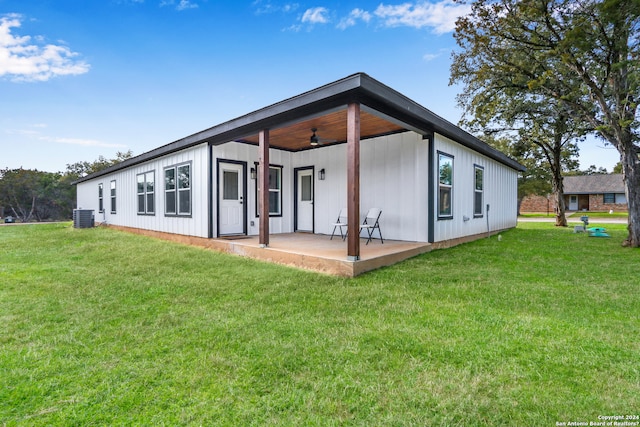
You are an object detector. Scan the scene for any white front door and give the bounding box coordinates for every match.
[219,162,245,235]
[569,195,578,211]
[296,168,314,232]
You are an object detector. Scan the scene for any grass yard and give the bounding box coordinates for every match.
[1,222,639,426]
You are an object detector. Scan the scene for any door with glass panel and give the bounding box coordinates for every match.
[295,167,314,232]
[219,162,245,235]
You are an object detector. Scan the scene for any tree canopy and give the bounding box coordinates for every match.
[451,0,640,245]
[0,151,133,222]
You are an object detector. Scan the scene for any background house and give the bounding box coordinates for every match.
[520,174,627,213]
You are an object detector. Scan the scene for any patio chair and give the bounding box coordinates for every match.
[360,208,383,245]
[330,208,348,240]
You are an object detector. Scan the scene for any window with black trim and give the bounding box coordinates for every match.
[474,165,484,217]
[438,153,453,219]
[98,183,104,213]
[254,164,282,217]
[137,171,155,215]
[164,163,191,216]
[110,180,116,214]
[603,193,615,204]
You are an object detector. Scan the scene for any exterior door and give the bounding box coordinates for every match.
[295,168,314,232]
[219,162,245,235]
[569,195,578,211]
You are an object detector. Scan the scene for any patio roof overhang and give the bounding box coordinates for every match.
[74,72,524,184]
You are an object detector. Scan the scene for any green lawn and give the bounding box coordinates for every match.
[1,223,639,426]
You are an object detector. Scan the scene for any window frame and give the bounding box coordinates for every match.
[254,163,283,217]
[474,164,484,218]
[437,152,454,220]
[98,183,104,213]
[164,162,192,217]
[110,180,116,214]
[603,193,615,204]
[137,171,155,215]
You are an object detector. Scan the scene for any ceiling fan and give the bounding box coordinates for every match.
[309,128,336,146]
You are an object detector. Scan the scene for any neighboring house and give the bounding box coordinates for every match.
[520,174,627,213]
[564,174,627,212]
[74,73,524,266]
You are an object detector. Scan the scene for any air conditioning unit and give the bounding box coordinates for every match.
[73,209,95,229]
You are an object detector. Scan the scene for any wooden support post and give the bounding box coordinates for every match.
[259,129,270,247]
[346,102,361,261]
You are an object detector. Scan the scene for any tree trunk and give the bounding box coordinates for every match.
[550,148,567,227]
[620,145,640,247]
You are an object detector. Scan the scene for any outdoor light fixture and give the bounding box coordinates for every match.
[318,168,325,180]
[250,167,256,180]
[310,128,319,146]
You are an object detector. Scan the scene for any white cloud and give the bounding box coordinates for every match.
[337,8,372,30]
[253,1,299,15]
[160,0,198,10]
[374,1,471,34]
[49,137,126,148]
[176,0,198,11]
[6,126,126,149]
[423,47,450,61]
[0,14,90,82]
[301,7,330,24]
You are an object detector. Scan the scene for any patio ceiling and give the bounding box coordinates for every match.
[235,108,406,151]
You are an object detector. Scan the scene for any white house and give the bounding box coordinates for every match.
[75,73,524,272]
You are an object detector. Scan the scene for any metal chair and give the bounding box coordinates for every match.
[360,208,383,244]
[330,208,348,240]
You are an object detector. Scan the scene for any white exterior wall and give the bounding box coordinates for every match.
[300,132,430,242]
[76,144,210,238]
[76,131,518,243]
[211,142,295,237]
[433,134,518,242]
[212,133,430,241]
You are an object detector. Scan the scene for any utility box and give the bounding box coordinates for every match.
[73,209,95,229]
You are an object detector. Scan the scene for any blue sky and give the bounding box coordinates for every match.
[0,0,620,173]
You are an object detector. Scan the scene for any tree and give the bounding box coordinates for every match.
[0,151,134,222]
[486,134,554,214]
[451,0,640,246]
[65,150,133,179]
[0,169,48,222]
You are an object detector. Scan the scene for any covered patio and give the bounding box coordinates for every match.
[110,225,432,276]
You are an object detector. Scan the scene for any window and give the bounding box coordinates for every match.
[438,153,453,219]
[98,183,104,213]
[474,165,484,217]
[137,171,155,215]
[255,164,282,216]
[110,180,116,214]
[603,193,626,204]
[164,163,191,216]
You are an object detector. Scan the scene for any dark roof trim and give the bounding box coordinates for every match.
[74,73,524,184]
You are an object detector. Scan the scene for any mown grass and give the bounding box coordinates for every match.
[1,222,639,426]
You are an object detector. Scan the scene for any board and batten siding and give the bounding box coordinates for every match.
[213,132,430,242]
[76,144,210,238]
[433,134,518,242]
[76,131,518,243]
[211,142,296,237]
[293,131,430,242]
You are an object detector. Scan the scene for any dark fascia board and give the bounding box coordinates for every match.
[73,72,524,184]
